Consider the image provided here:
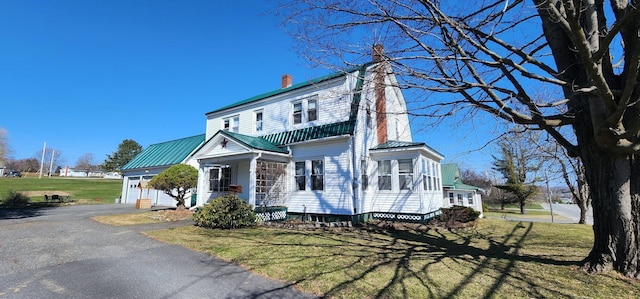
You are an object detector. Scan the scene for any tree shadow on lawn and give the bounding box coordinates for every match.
[225,221,622,298]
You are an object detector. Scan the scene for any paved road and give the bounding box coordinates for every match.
[541,203,593,225]
[0,204,315,299]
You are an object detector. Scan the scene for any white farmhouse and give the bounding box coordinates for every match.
[190,46,445,222]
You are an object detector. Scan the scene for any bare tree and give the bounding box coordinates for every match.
[75,153,96,174]
[492,130,541,214]
[281,0,640,277]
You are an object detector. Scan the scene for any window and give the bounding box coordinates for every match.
[365,102,372,128]
[468,193,474,205]
[292,95,318,124]
[223,119,230,131]
[232,116,239,132]
[223,116,239,133]
[209,167,231,192]
[361,160,368,190]
[294,161,305,191]
[457,194,463,205]
[255,111,263,132]
[378,160,392,190]
[398,159,413,190]
[449,193,454,204]
[293,102,303,124]
[307,98,317,121]
[311,160,324,190]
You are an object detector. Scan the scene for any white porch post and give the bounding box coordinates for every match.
[248,154,258,207]
[196,163,207,207]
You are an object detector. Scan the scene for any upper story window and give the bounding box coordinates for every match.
[255,111,263,132]
[223,116,239,133]
[292,95,319,125]
[307,98,318,121]
[293,102,303,124]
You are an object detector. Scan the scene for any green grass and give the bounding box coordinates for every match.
[144,219,639,298]
[0,176,122,205]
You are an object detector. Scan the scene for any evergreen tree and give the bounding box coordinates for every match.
[102,139,142,173]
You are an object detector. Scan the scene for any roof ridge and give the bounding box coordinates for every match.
[206,64,374,115]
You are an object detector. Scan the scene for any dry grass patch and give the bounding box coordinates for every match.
[145,218,640,298]
[93,209,193,226]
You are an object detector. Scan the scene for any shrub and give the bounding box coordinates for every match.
[1,190,31,206]
[482,203,489,212]
[439,205,480,224]
[193,194,256,229]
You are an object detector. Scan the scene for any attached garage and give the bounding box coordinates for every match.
[120,134,205,208]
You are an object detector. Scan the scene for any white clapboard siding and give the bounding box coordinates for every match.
[285,139,353,215]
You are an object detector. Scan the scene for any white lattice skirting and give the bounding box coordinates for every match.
[372,212,424,222]
[255,210,288,222]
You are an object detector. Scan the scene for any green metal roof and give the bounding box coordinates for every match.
[441,163,482,191]
[261,120,356,145]
[221,131,288,154]
[371,140,426,150]
[121,134,205,170]
[371,140,445,157]
[206,64,371,115]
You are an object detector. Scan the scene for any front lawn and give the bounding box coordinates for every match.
[144,219,639,298]
[0,176,121,205]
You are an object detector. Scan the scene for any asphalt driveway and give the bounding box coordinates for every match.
[0,204,315,299]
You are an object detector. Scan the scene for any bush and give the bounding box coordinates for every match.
[439,205,480,224]
[1,190,31,206]
[482,203,489,212]
[193,194,256,229]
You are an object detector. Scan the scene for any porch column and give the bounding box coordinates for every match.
[196,163,207,207]
[248,154,258,207]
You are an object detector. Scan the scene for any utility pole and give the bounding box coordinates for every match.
[39,142,46,179]
[48,150,55,177]
[545,168,554,223]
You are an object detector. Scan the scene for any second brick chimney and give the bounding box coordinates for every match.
[281,74,293,88]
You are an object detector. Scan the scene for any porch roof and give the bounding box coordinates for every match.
[441,163,483,191]
[221,131,288,154]
[121,134,205,170]
[371,140,444,158]
[261,120,356,145]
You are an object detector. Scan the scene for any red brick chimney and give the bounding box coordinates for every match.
[373,45,388,144]
[373,44,384,62]
[281,74,293,88]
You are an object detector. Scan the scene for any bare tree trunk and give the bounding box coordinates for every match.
[580,148,640,278]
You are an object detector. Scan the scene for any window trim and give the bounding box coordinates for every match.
[377,160,392,191]
[222,115,240,133]
[292,95,319,125]
[294,161,306,191]
[398,159,413,190]
[254,110,263,132]
[311,159,324,191]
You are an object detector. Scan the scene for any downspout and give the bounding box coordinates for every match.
[350,135,358,218]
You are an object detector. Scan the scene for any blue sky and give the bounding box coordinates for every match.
[0,0,496,173]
